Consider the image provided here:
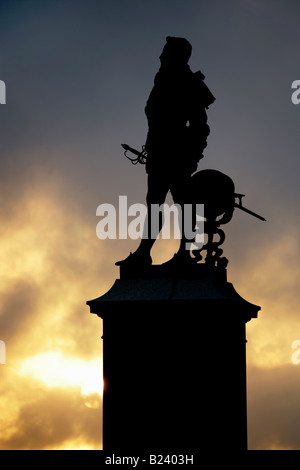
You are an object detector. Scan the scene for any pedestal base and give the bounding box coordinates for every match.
[87,264,260,451]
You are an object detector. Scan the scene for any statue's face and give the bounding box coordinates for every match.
[159,44,177,66]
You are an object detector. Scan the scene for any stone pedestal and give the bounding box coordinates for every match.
[87,263,260,451]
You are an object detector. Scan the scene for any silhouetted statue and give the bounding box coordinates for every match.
[116,37,215,267]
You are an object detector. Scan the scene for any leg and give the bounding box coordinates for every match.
[115,172,170,266]
[169,173,196,262]
[133,172,170,255]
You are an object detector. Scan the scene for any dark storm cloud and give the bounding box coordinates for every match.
[0,0,299,221]
[0,278,39,343]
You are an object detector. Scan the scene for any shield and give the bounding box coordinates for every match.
[190,169,235,218]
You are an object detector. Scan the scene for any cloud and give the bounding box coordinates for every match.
[0,278,40,343]
[0,176,105,449]
[0,377,101,450]
[227,229,300,450]
[1,172,300,449]
[247,365,300,450]
[233,231,300,369]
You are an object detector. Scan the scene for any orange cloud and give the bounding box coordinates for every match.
[0,183,105,449]
[1,177,300,450]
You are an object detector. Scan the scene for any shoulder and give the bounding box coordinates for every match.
[191,70,216,107]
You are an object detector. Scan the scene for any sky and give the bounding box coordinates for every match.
[0,0,300,450]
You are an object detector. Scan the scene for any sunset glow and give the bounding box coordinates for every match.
[1,0,300,451]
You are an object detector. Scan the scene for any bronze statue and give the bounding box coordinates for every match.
[116,37,265,269]
[116,37,215,267]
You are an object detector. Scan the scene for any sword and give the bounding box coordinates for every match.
[234,193,266,221]
[121,144,147,165]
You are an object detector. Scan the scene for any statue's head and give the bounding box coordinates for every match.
[160,36,192,66]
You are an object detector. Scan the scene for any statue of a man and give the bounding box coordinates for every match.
[116,37,215,267]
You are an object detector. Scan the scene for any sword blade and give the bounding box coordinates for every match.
[234,203,266,222]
